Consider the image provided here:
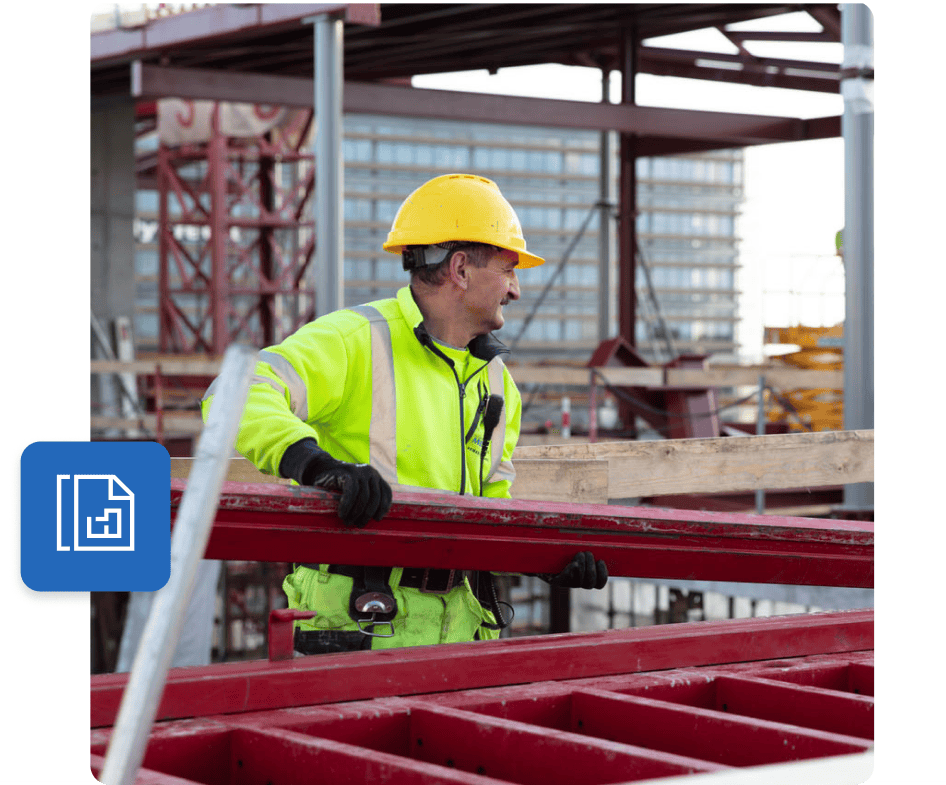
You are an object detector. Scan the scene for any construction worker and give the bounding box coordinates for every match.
[202,173,608,654]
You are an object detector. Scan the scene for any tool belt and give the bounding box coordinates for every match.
[340,565,468,593]
[299,563,471,634]
[300,563,469,593]
[294,563,502,654]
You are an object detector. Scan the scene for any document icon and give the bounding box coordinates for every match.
[21,441,170,592]
[57,474,136,552]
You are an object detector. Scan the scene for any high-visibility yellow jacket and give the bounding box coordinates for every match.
[225,285,520,496]
[202,285,522,649]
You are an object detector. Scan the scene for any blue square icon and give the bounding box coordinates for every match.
[21,441,171,592]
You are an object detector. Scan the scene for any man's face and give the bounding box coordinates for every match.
[464,248,521,334]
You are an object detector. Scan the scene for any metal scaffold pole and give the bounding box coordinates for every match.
[598,67,613,342]
[99,343,258,785]
[312,11,345,317]
[841,3,874,513]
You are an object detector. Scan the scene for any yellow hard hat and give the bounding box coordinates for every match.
[383,173,545,268]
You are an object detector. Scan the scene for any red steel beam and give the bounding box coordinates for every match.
[90,609,872,727]
[398,701,729,780]
[178,480,873,589]
[711,674,874,739]
[568,689,869,765]
[132,63,839,147]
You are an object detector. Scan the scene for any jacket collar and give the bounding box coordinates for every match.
[399,286,510,362]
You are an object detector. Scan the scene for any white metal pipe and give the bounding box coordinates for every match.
[598,68,613,341]
[99,343,258,785]
[755,375,766,514]
[841,3,874,511]
[313,12,345,317]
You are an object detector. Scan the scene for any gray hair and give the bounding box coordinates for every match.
[409,242,496,286]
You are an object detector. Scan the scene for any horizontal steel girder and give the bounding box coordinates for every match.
[176,480,873,589]
[132,63,840,148]
[90,609,872,727]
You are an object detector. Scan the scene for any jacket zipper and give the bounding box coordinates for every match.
[466,381,489,441]
[417,332,491,495]
[457,364,491,495]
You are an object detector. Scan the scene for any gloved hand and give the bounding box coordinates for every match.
[532,551,608,590]
[304,458,392,528]
[282,439,393,528]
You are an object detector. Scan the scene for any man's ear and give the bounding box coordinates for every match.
[447,250,470,290]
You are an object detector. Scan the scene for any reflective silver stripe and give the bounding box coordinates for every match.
[258,350,308,420]
[201,362,301,413]
[348,305,399,485]
[250,374,284,395]
[491,458,517,486]
[486,358,508,482]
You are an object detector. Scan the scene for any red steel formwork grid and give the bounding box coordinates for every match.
[91,486,873,782]
[157,106,316,354]
[91,613,873,783]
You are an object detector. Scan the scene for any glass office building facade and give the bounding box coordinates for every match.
[342,114,743,364]
[133,112,744,364]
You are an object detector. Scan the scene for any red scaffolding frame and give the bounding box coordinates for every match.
[157,105,317,354]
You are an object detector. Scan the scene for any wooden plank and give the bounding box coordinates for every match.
[509,364,842,389]
[665,366,844,390]
[170,457,609,502]
[508,365,664,387]
[513,430,873,497]
[90,360,842,390]
[91,359,222,375]
[174,430,870,500]
[511,459,609,503]
[171,457,291,485]
[92,414,204,435]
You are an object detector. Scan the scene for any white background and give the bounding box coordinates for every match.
[4,3,939,783]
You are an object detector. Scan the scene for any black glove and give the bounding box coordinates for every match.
[532,551,608,590]
[280,439,393,528]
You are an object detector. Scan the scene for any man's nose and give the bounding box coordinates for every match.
[507,271,521,300]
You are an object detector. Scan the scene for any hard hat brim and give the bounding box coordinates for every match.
[383,242,545,269]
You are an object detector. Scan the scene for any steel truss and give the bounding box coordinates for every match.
[158,106,316,354]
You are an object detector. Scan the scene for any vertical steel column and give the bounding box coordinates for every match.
[618,26,638,349]
[157,144,173,353]
[841,4,874,511]
[209,106,230,354]
[598,67,613,342]
[312,12,345,317]
[99,343,258,785]
[259,133,276,344]
[755,375,766,514]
